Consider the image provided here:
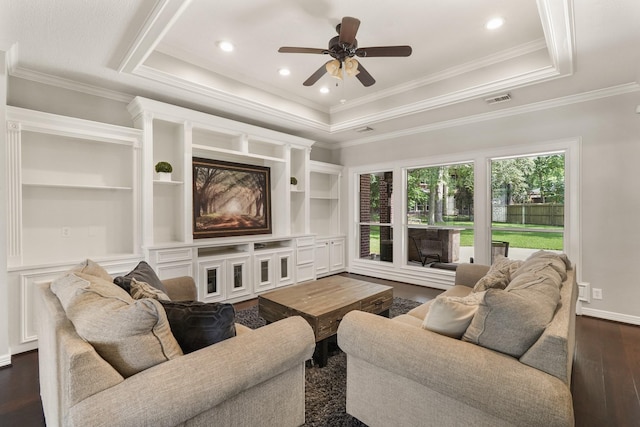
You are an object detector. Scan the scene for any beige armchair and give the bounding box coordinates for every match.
[37,275,315,427]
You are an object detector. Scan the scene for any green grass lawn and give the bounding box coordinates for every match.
[366,222,563,253]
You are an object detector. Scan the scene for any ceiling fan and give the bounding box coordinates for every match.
[278,16,412,87]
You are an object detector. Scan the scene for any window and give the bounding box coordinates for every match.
[491,153,565,261]
[358,171,393,262]
[406,163,474,265]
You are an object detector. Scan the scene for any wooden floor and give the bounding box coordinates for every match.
[1,273,638,426]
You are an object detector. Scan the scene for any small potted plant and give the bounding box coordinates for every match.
[290,176,298,191]
[155,161,173,182]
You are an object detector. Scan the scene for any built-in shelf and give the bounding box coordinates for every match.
[23,182,133,191]
[191,143,286,163]
[153,180,184,185]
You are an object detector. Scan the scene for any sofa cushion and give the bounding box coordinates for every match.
[422,291,486,338]
[472,256,522,292]
[51,272,183,377]
[71,259,112,282]
[463,272,561,357]
[114,261,168,295]
[130,278,170,301]
[160,300,237,354]
[511,250,570,282]
[406,285,472,320]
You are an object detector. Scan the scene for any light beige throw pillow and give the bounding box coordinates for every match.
[422,291,486,338]
[51,272,182,378]
[473,256,523,292]
[130,278,171,301]
[70,258,113,282]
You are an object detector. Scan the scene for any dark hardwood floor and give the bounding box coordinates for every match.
[1,273,638,426]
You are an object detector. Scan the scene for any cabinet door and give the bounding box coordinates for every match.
[227,255,251,299]
[329,238,345,272]
[254,253,275,292]
[199,258,225,302]
[276,251,294,287]
[315,240,330,277]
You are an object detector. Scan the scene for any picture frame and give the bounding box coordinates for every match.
[192,157,271,238]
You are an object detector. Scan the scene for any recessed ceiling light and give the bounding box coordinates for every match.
[278,68,291,76]
[217,41,234,52]
[485,17,505,30]
[319,87,330,94]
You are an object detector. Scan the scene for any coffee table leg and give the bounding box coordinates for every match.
[380,309,390,318]
[313,339,329,367]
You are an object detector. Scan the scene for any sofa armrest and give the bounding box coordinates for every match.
[68,316,315,427]
[161,276,197,301]
[454,263,490,288]
[337,311,573,426]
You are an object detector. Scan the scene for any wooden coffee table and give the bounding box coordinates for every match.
[258,276,393,367]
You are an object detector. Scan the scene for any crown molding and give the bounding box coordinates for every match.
[134,64,331,133]
[10,66,134,103]
[117,0,193,73]
[330,38,548,114]
[329,65,560,133]
[335,82,640,149]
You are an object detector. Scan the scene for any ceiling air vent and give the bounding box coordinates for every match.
[355,126,374,133]
[485,93,512,105]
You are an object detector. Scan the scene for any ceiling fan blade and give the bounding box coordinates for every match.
[355,62,375,87]
[339,16,360,46]
[355,46,413,57]
[303,61,331,86]
[279,47,328,54]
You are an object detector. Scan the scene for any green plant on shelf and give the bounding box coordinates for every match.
[155,161,173,173]
[290,176,298,185]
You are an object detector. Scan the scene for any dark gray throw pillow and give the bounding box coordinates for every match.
[114,261,168,295]
[159,300,237,354]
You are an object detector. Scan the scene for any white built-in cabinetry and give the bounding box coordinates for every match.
[309,161,345,277]
[4,98,344,354]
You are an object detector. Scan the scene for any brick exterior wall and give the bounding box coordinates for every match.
[359,174,371,258]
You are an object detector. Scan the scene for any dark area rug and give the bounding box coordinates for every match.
[235,297,421,427]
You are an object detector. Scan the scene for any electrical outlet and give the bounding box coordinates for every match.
[61,227,71,238]
[592,288,603,300]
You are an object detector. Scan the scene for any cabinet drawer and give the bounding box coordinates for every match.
[296,236,315,247]
[296,263,315,283]
[361,290,394,314]
[296,246,314,265]
[155,248,193,264]
[317,302,360,341]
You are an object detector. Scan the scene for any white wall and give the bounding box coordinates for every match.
[337,92,640,323]
[0,50,11,366]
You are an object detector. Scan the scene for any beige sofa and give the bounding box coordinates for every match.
[338,256,578,427]
[37,273,315,427]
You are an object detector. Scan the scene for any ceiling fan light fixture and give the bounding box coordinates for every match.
[319,86,330,94]
[278,68,291,76]
[326,59,343,80]
[344,57,360,77]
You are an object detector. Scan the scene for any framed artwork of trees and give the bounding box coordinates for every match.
[192,158,271,238]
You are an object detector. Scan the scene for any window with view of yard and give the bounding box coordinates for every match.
[406,162,474,265]
[490,152,565,261]
[358,171,393,262]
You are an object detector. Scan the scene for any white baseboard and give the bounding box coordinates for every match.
[0,353,11,367]
[581,307,640,326]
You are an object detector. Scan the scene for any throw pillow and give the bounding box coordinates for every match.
[130,278,170,301]
[114,261,168,295]
[160,300,237,354]
[71,259,112,282]
[462,276,560,358]
[472,256,523,292]
[422,291,486,338]
[51,272,183,377]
